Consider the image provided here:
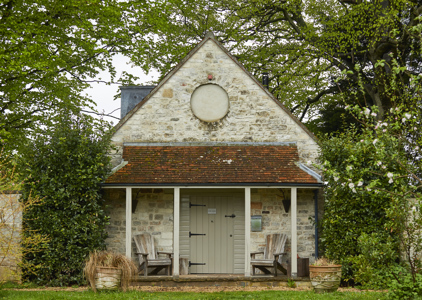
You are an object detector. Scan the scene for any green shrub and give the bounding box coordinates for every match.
[388,267,422,300]
[21,112,112,285]
[319,128,400,281]
[352,232,397,288]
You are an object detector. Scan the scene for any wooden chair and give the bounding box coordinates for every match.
[133,233,173,276]
[250,233,288,276]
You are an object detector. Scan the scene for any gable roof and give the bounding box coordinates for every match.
[114,32,317,143]
[104,145,322,186]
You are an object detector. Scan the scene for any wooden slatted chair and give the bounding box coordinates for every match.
[133,233,173,276]
[250,233,288,276]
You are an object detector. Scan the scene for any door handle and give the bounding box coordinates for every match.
[225,214,236,218]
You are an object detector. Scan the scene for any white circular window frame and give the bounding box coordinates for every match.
[190,84,229,122]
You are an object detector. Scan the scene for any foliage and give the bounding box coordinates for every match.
[20,112,113,286]
[0,154,48,285]
[128,0,422,127]
[305,101,363,137]
[387,266,422,300]
[287,278,296,288]
[2,0,420,149]
[84,250,137,292]
[319,57,422,293]
[0,0,168,154]
[318,126,400,280]
[352,232,397,288]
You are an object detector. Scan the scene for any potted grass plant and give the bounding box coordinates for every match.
[84,250,137,292]
[309,257,342,293]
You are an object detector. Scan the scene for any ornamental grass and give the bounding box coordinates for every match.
[84,250,137,292]
[312,257,339,266]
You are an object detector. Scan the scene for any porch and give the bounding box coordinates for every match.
[103,186,322,278]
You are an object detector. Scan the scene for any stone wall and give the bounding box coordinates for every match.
[103,188,174,261]
[0,193,21,282]
[110,38,319,169]
[250,188,317,265]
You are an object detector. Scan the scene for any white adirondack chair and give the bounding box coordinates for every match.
[250,233,288,276]
[133,233,173,276]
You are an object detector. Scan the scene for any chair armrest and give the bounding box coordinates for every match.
[135,252,149,257]
[157,251,173,258]
[250,251,264,259]
[273,252,287,258]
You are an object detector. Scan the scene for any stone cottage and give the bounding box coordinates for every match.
[102,32,323,277]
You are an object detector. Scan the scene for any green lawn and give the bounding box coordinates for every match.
[0,290,386,300]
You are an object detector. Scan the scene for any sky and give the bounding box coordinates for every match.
[84,55,160,125]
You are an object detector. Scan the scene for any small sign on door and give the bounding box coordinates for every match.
[208,208,216,214]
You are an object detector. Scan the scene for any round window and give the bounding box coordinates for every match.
[190,84,229,122]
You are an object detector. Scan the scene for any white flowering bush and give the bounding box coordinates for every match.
[318,124,400,283]
[318,62,422,293]
[320,104,422,277]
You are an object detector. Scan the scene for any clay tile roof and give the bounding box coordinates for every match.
[105,146,319,185]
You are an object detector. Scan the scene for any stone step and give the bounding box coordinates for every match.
[132,275,311,288]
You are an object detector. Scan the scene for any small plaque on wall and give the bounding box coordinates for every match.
[208,208,216,214]
[251,215,262,232]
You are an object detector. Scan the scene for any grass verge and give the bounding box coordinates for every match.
[0,289,386,299]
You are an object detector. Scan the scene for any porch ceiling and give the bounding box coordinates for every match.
[105,146,320,185]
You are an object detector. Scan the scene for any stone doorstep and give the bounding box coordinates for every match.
[132,275,312,288]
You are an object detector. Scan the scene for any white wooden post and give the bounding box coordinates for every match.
[291,187,297,277]
[125,187,132,258]
[173,187,180,277]
[245,187,251,276]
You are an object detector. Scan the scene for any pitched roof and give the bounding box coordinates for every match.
[105,146,321,186]
[114,32,317,143]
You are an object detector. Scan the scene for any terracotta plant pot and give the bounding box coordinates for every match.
[95,266,122,290]
[309,265,342,293]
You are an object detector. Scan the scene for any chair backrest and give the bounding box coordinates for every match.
[133,233,157,264]
[263,233,288,262]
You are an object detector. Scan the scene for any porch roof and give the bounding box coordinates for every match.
[105,145,321,185]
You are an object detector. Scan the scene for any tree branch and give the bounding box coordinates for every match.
[291,85,339,114]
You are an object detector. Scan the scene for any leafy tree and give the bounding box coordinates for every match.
[0,0,167,153]
[306,101,362,137]
[21,112,112,285]
[3,0,420,147]
[130,0,421,126]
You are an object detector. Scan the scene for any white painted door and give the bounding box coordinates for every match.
[189,194,244,273]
